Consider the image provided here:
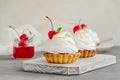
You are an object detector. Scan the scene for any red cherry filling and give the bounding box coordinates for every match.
[73,25,82,33]
[81,24,87,29]
[13,47,33,58]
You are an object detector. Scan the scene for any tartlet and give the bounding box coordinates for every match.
[73,23,98,58]
[43,16,79,63]
[43,31,80,64]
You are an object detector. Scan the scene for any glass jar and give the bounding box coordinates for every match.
[9,26,35,59]
[13,39,34,59]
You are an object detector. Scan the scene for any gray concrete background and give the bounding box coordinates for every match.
[0,46,120,80]
[0,0,120,46]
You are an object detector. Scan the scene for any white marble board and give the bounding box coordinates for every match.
[23,54,116,75]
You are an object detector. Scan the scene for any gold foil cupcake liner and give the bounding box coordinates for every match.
[44,52,80,64]
[78,50,97,58]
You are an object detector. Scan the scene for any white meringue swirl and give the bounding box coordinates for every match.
[74,30,96,50]
[43,31,78,54]
[84,28,100,43]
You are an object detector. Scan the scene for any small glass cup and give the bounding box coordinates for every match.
[13,39,34,59]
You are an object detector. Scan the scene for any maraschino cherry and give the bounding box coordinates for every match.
[46,16,57,39]
[20,34,28,41]
[73,20,82,33]
[73,25,82,33]
[73,19,87,33]
[81,24,87,29]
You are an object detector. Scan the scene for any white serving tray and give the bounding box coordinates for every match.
[23,54,116,75]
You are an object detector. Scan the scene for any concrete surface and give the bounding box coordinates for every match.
[0,46,120,80]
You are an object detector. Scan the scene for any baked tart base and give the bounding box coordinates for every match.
[44,52,80,64]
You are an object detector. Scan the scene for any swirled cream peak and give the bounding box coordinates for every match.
[74,30,96,50]
[53,31,73,39]
[43,31,78,54]
[84,28,100,43]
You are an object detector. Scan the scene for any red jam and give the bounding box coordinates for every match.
[13,46,34,59]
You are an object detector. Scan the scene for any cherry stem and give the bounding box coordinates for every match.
[46,16,54,30]
[28,35,35,43]
[78,19,81,27]
[9,26,20,37]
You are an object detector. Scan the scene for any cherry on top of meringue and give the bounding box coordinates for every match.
[73,23,87,33]
[46,16,62,39]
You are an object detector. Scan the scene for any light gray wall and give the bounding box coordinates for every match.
[0,0,120,45]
